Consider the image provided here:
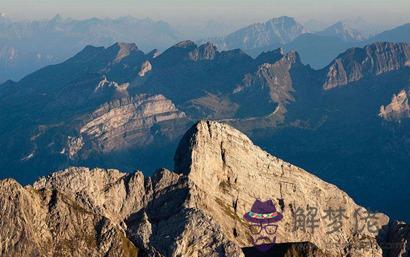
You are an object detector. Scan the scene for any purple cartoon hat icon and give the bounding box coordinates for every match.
[243,199,283,223]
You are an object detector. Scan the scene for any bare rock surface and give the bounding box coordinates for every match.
[1,120,408,257]
[139,61,152,77]
[175,120,389,257]
[234,51,298,107]
[380,89,410,121]
[323,42,410,89]
[0,179,138,257]
[67,94,186,156]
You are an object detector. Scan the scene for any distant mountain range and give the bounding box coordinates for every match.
[199,16,308,50]
[0,15,409,83]
[316,21,366,42]
[371,23,410,43]
[0,15,180,82]
[1,39,409,222]
[201,17,410,69]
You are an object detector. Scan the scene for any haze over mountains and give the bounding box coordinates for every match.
[1,35,410,223]
[2,1,410,254]
[0,15,180,82]
[0,14,409,83]
[202,16,410,68]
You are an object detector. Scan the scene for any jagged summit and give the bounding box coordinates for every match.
[201,16,308,51]
[242,16,308,45]
[1,40,410,224]
[67,42,144,66]
[154,40,219,65]
[110,42,140,62]
[1,120,408,256]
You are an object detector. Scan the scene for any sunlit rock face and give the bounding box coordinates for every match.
[75,94,186,154]
[380,89,410,121]
[2,121,408,257]
[323,42,410,90]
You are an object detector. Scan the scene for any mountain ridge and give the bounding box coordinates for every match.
[1,120,408,257]
[199,16,308,51]
[1,40,410,222]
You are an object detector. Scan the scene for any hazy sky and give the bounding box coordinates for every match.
[2,0,410,26]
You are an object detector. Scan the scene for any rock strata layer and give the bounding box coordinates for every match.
[323,42,410,89]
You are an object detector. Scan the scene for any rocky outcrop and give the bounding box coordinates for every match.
[379,90,410,121]
[66,94,186,156]
[32,167,147,224]
[0,178,138,257]
[175,120,390,257]
[323,42,410,89]
[155,41,218,67]
[234,51,299,106]
[113,43,140,64]
[138,61,152,77]
[1,120,409,257]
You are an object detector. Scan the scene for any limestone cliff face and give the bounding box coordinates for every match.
[323,42,410,90]
[0,179,138,257]
[66,94,186,157]
[1,120,408,257]
[32,167,147,225]
[174,121,389,257]
[380,89,410,121]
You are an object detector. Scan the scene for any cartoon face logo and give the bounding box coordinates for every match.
[243,199,283,252]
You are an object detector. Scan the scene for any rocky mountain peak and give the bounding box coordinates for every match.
[266,16,308,42]
[1,120,409,256]
[198,42,218,60]
[173,120,398,256]
[232,50,301,117]
[204,16,308,51]
[109,42,140,63]
[154,40,220,65]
